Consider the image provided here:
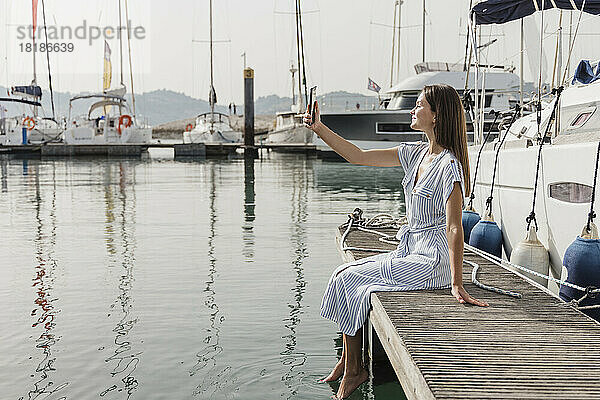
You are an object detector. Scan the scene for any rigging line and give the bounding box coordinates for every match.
[297,0,308,107]
[294,0,303,109]
[370,21,427,30]
[526,86,564,231]
[538,0,545,113]
[486,105,521,216]
[587,141,600,232]
[390,1,397,88]
[468,111,499,208]
[40,0,55,121]
[561,0,587,85]
[463,0,474,72]
[124,0,136,117]
[118,0,124,87]
[551,11,563,88]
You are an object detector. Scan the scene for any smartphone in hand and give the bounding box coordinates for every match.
[308,86,317,123]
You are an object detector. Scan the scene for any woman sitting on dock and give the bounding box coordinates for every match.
[304,84,488,399]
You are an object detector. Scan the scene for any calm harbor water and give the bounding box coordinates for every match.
[0,150,407,400]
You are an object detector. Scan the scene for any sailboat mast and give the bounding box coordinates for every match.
[390,1,398,88]
[124,0,136,117]
[422,0,425,63]
[41,0,55,120]
[294,0,303,110]
[210,0,215,132]
[520,18,524,116]
[32,0,37,86]
[396,1,402,83]
[118,0,124,86]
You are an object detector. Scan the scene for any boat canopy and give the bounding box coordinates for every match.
[11,85,42,98]
[88,100,128,118]
[69,93,126,104]
[572,60,600,84]
[0,97,42,107]
[472,0,600,25]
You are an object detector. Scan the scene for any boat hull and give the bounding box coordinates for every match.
[467,138,600,294]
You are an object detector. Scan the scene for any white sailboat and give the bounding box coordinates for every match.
[184,0,242,144]
[0,0,62,145]
[265,0,312,145]
[466,1,600,298]
[62,1,151,145]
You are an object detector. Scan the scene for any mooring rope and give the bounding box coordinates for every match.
[526,86,564,231]
[586,141,600,233]
[466,243,600,310]
[340,208,600,308]
[468,109,499,209]
[339,208,518,298]
[485,104,520,217]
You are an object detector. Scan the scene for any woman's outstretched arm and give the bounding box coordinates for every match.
[446,182,489,307]
[304,101,401,167]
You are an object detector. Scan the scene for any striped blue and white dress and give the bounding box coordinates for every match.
[320,141,466,336]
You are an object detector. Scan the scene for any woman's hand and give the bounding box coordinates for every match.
[303,101,321,131]
[451,284,489,307]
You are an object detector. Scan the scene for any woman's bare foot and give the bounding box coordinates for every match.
[318,358,345,383]
[334,368,368,399]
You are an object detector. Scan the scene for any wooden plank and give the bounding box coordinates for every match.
[370,294,435,400]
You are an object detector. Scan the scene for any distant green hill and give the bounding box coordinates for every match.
[0,86,378,126]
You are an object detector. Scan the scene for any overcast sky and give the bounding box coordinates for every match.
[2,0,599,105]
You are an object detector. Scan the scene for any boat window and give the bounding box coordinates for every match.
[376,122,412,134]
[387,92,418,110]
[549,182,593,203]
[485,94,493,108]
[570,111,594,127]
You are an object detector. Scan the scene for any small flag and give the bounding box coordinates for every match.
[209,85,217,106]
[32,0,38,40]
[103,40,112,91]
[367,78,381,93]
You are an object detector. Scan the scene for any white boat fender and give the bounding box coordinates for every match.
[509,224,550,287]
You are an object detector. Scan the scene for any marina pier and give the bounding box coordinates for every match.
[338,222,600,399]
[0,142,318,158]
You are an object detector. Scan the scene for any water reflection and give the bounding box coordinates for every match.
[242,154,255,260]
[100,162,142,399]
[22,162,69,399]
[280,160,309,399]
[190,162,232,398]
[1,159,7,192]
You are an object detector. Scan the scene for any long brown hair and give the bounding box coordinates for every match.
[422,84,471,197]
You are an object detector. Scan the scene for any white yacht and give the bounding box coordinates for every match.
[317,63,521,151]
[63,91,151,145]
[468,65,600,294]
[265,110,312,145]
[183,112,241,144]
[0,94,62,145]
[184,0,242,145]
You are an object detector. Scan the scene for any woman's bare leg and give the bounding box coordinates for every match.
[319,335,345,382]
[335,329,368,399]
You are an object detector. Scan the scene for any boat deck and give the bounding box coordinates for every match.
[336,223,600,399]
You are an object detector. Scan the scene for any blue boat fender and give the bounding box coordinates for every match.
[468,213,503,259]
[560,223,600,321]
[462,205,481,243]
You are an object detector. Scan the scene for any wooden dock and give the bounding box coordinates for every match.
[0,142,317,158]
[337,222,600,399]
